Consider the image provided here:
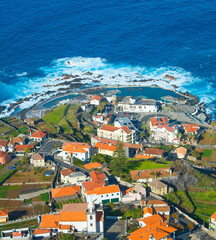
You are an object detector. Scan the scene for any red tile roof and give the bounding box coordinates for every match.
[150,117,168,127]
[60,167,77,176]
[174,147,187,156]
[0,140,8,147]
[182,124,200,133]
[0,210,8,217]
[34,229,51,235]
[0,151,9,157]
[121,125,131,134]
[94,142,116,152]
[100,124,132,134]
[144,148,164,156]
[12,137,26,145]
[90,171,106,183]
[83,181,105,192]
[31,130,47,138]
[90,95,102,101]
[14,144,34,152]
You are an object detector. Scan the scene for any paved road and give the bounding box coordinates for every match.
[0,157,20,180]
[104,220,126,240]
[38,140,63,156]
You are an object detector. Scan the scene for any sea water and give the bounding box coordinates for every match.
[0,0,215,118]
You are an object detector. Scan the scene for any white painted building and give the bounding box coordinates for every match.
[118,97,158,113]
[60,167,88,185]
[57,142,92,162]
[97,124,135,143]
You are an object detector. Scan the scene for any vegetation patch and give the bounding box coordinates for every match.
[40,192,49,202]
[127,160,170,170]
[43,105,67,125]
[202,149,212,158]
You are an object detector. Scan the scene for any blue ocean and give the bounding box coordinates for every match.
[0,0,216,118]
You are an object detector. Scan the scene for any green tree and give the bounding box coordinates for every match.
[24,147,31,154]
[186,222,194,233]
[110,142,128,176]
[58,233,75,240]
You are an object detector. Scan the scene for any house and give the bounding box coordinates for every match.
[7,141,14,152]
[150,117,179,144]
[0,210,8,223]
[33,229,51,238]
[58,142,92,162]
[30,130,47,142]
[30,152,45,167]
[118,97,158,113]
[39,201,104,233]
[210,212,216,230]
[148,179,168,196]
[130,168,172,183]
[97,124,135,144]
[0,140,8,152]
[1,228,30,239]
[60,168,88,185]
[141,199,170,219]
[128,214,177,240]
[14,144,34,155]
[122,185,146,203]
[84,184,121,205]
[88,95,103,106]
[24,118,35,126]
[84,162,103,170]
[92,113,113,125]
[91,136,142,158]
[94,142,116,157]
[136,148,164,159]
[174,147,187,159]
[51,186,81,202]
[0,152,11,165]
[182,124,200,135]
[11,136,26,145]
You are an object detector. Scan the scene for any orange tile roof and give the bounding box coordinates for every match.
[0,210,8,217]
[31,130,47,138]
[86,184,120,195]
[14,144,34,151]
[175,147,187,156]
[52,186,81,198]
[139,214,163,226]
[34,229,51,235]
[182,124,200,133]
[211,212,216,221]
[92,120,101,126]
[59,225,70,230]
[146,199,168,206]
[60,167,77,176]
[39,214,59,229]
[121,125,131,134]
[100,124,119,132]
[126,187,134,195]
[32,152,44,161]
[89,95,102,102]
[153,206,170,213]
[62,142,91,154]
[13,232,22,237]
[12,137,26,145]
[94,142,116,152]
[150,117,168,127]
[144,148,164,156]
[84,162,103,170]
[135,154,155,159]
[143,207,153,215]
[60,211,87,222]
[90,171,106,182]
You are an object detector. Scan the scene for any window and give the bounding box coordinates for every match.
[112,194,114,196]
[101,195,103,197]
[90,216,93,220]
[90,223,93,226]
[117,193,119,195]
[106,194,108,197]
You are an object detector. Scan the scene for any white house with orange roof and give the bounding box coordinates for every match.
[92,113,113,125]
[58,142,92,161]
[0,210,8,223]
[150,117,179,144]
[127,213,177,240]
[60,167,88,185]
[97,124,135,143]
[88,95,103,106]
[84,184,121,204]
[210,212,216,230]
[182,123,200,135]
[30,130,47,142]
[39,201,104,234]
[94,142,116,156]
[174,147,187,159]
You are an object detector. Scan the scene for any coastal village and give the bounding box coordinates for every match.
[0,86,215,240]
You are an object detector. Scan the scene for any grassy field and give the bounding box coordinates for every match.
[202,150,212,157]
[199,130,216,145]
[0,170,15,184]
[43,105,68,125]
[127,160,170,170]
[189,191,216,223]
[0,122,13,134]
[0,185,20,198]
[40,192,49,202]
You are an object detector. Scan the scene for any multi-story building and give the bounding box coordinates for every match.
[30,130,47,143]
[210,212,216,230]
[58,142,92,162]
[0,140,8,152]
[97,124,135,143]
[30,152,45,167]
[148,179,168,196]
[118,97,158,113]
[0,210,8,223]
[88,95,103,106]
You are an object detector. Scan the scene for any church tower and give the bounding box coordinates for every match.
[87,198,97,233]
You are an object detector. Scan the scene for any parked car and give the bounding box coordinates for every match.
[9,166,16,170]
[14,163,19,166]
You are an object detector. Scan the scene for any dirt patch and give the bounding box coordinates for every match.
[0,200,22,209]
[188,188,206,192]
[196,200,216,205]
[6,190,21,198]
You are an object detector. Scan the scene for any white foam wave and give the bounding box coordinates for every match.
[0,56,215,119]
